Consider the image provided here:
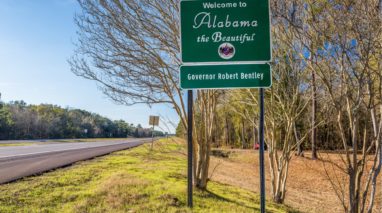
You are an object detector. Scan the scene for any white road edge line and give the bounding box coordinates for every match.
[0,140,145,160]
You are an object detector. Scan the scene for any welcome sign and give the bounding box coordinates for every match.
[180,0,271,64]
[181,2,272,209]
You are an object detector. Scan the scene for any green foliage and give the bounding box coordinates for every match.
[0,105,14,139]
[175,121,185,138]
[0,101,164,140]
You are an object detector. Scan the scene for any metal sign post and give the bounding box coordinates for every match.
[259,88,265,213]
[187,90,193,208]
[151,124,155,149]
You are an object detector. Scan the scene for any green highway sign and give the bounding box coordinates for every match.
[180,0,271,64]
[180,64,271,89]
[180,1,272,209]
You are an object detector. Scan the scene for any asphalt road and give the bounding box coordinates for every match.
[0,138,152,184]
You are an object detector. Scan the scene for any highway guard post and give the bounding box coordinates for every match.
[180,0,271,212]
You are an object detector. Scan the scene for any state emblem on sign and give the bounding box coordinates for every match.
[218,43,235,60]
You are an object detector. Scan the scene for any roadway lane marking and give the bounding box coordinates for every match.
[0,140,146,160]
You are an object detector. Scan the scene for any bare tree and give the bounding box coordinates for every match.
[70,0,218,190]
[279,0,382,211]
[225,32,310,203]
[70,0,187,127]
[193,90,221,189]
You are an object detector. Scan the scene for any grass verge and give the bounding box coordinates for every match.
[0,138,296,213]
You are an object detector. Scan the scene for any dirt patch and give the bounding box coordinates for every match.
[209,150,382,213]
[211,150,232,158]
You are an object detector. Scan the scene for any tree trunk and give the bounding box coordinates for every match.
[349,169,357,213]
[225,116,229,147]
[242,119,245,149]
[294,123,304,157]
[349,119,362,213]
[367,146,382,212]
[197,137,211,190]
[272,159,289,204]
[194,90,219,190]
[311,68,318,160]
[254,122,258,149]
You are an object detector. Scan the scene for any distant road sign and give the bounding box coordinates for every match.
[180,0,271,64]
[180,64,271,89]
[149,116,160,126]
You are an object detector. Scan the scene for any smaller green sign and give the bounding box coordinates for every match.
[180,64,271,89]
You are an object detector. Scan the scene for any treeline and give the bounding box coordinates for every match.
[0,100,164,140]
[176,96,341,151]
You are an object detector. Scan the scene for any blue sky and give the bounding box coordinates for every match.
[0,0,179,133]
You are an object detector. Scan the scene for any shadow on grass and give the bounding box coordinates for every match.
[203,189,261,212]
[201,189,300,213]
